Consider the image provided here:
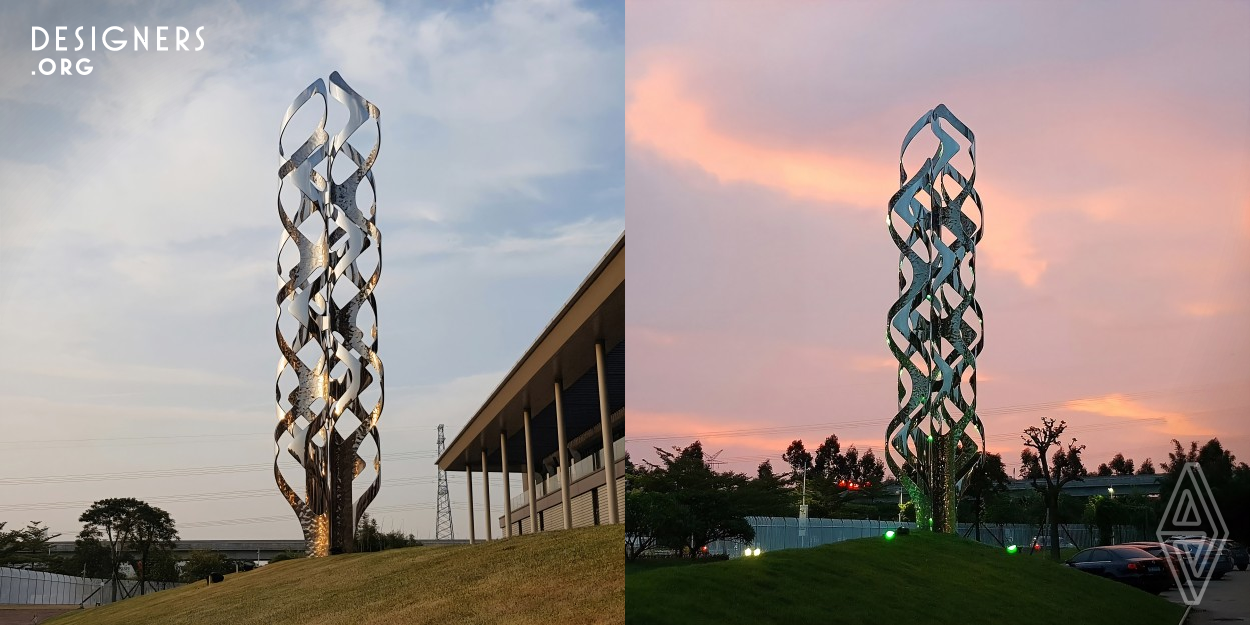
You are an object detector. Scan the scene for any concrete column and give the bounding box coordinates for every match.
[481,448,492,541]
[595,340,620,525]
[523,409,537,534]
[466,463,475,545]
[501,429,513,538]
[555,379,573,530]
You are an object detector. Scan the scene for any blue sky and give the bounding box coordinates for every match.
[0,0,624,540]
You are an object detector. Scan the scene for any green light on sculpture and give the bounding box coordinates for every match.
[885,530,896,540]
[927,434,934,442]
[1006,545,1018,554]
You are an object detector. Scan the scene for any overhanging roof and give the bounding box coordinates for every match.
[437,233,625,471]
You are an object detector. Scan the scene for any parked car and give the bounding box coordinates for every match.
[1064,546,1171,594]
[1226,541,1249,571]
[1166,538,1235,579]
[1121,542,1189,584]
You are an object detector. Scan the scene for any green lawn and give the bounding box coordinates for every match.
[48,525,623,625]
[626,532,1184,625]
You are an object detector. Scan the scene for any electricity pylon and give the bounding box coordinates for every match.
[435,424,454,540]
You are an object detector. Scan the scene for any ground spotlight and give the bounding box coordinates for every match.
[753,547,761,556]
[1006,545,1018,554]
[885,530,896,540]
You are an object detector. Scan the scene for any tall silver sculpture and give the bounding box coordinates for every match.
[884,104,984,534]
[275,72,383,556]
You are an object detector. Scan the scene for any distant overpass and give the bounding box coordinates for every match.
[47,539,470,561]
[1005,474,1162,497]
[874,474,1162,499]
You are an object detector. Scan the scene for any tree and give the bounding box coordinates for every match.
[355,514,420,552]
[1137,458,1156,475]
[78,498,178,600]
[632,441,756,558]
[142,547,180,583]
[180,550,231,582]
[0,521,58,569]
[131,505,178,593]
[963,453,1010,541]
[1095,463,1113,477]
[812,435,841,477]
[781,440,813,477]
[1162,438,1250,542]
[1108,453,1135,476]
[1021,417,1087,560]
[624,490,682,560]
[63,530,113,578]
[1083,495,1128,546]
[738,460,795,517]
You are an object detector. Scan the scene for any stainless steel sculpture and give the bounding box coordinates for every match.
[884,104,984,534]
[275,72,383,556]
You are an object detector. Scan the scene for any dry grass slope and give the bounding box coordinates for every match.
[48,525,623,625]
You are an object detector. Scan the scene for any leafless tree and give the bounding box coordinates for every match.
[1021,417,1087,559]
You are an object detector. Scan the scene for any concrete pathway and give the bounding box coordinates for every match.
[1161,569,1250,624]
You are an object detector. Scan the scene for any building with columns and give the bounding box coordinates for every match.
[436,235,624,542]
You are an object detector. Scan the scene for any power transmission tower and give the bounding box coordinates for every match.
[435,424,454,540]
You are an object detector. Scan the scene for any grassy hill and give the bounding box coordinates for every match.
[626,532,1186,625]
[49,525,623,625]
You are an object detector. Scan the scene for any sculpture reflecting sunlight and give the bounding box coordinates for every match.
[274,72,383,556]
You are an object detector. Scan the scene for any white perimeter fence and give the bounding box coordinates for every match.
[702,516,1148,558]
[0,567,182,606]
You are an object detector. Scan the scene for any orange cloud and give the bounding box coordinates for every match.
[627,65,884,209]
[1182,301,1236,318]
[626,63,1050,287]
[850,355,898,373]
[1062,394,1213,437]
[973,184,1048,287]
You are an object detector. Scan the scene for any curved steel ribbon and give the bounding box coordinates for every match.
[884,104,984,533]
[275,72,382,556]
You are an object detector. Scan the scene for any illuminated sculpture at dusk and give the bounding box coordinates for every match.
[884,104,984,533]
[274,72,383,556]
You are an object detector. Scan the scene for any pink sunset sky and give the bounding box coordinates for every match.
[625,0,1250,478]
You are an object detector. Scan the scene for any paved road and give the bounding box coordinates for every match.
[1161,568,1250,624]
[0,605,77,625]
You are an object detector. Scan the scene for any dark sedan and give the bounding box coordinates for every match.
[1064,546,1171,594]
[1121,541,1189,585]
[1227,541,1249,571]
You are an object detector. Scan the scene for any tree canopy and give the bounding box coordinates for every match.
[0,521,58,568]
[78,498,178,594]
[626,441,756,559]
